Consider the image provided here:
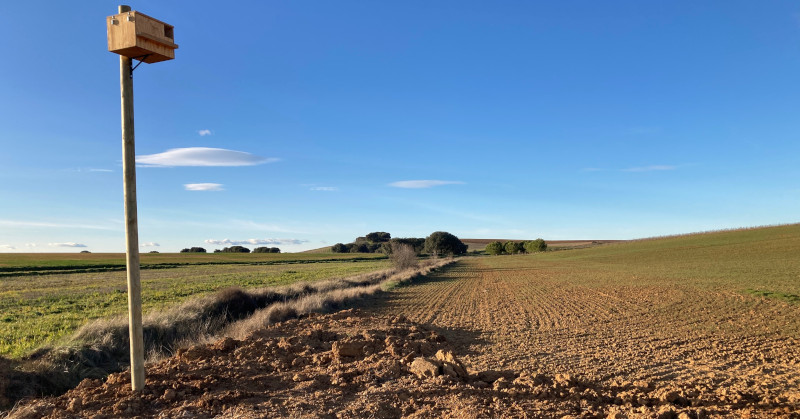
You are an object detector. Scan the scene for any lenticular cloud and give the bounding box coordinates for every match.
[388,180,464,189]
[136,147,277,167]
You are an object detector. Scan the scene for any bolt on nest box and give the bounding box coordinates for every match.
[107,10,178,63]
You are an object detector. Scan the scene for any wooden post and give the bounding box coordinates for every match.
[118,4,145,392]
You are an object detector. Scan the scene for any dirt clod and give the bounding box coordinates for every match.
[410,357,441,379]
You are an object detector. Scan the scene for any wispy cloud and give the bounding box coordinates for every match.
[310,186,338,192]
[0,245,15,250]
[622,165,677,172]
[0,219,119,231]
[140,242,160,247]
[184,183,224,191]
[229,220,307,234]
[136,147,278,167]
[67,168,114,173]
[48,242,87,248]
[25,243,37,248]
[198,129,212,136]
[389,180,465,189]
[204,238,308,246]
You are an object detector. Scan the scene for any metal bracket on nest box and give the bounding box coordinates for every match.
[130,55,151,78]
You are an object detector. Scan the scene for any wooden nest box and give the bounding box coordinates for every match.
[107,10,177,63]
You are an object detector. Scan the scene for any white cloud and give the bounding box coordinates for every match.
[198,129,212,136]
[25,243,37,247]
[622,165,677,172]
[389,180,465,189]
[88,168,113,172]
[136,147,278,167]
[310,186,338,191]
[204,238,308,246]
[48,242,87,248]
[184,183,224,191]
[140,242,160,247]
[0,245,15,250]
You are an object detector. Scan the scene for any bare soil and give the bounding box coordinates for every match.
[9,256,800,418]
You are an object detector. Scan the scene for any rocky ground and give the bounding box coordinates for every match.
[9,308,797,418]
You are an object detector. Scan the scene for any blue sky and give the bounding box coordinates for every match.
[2,1,800,253]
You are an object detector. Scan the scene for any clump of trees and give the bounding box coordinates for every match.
[486,239,547,255]
[252,247,280,253]
[180,247,207,253]
[331,232,393,254]
[331,231,466,256]
[213,246,250,253]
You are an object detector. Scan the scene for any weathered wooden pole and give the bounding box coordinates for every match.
[107,4,176,391]
[117,4,145,392]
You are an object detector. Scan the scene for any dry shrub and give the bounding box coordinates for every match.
[390,243,418,270]
[225,258,455,339]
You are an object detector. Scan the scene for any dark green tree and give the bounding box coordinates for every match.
[180,247,207,253]
[485,241,505,255]
[365,232,391,243]
[219,246,250,253]
[424,231,468,256]
[349,243,369,253]
[504,241,524,254]
[524,238,547,253]
[331,243,349,253]
[253,246,281,253]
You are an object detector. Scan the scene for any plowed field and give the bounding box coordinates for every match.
[356,253,800,417]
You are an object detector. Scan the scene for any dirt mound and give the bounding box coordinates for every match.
[9,310,795,418]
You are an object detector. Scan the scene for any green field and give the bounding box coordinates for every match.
[529,224,800,301]
[0,253,389,358]
[0,252,385,275]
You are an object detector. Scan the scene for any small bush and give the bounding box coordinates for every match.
[390,243,418,270]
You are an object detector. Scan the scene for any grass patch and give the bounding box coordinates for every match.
[0,253,386,277]
[745,289,800,304]
[0,259,389,358]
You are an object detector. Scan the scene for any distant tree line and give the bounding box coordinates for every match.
[252,246,281,253]
[331,231,468,256]
[181,246,280,254]
[485,239,547,255]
